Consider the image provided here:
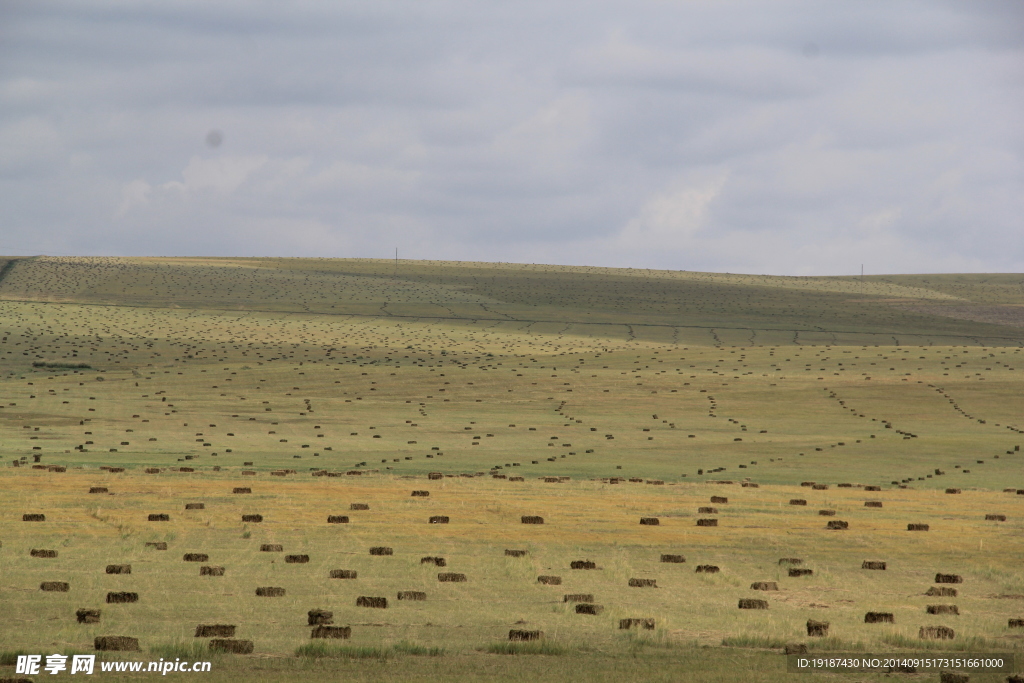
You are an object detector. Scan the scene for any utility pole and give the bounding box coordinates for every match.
[395,248,398,277]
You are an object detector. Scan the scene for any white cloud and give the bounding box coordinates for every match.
[0,1,1020,273]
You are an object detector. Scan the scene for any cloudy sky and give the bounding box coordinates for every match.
[1,1,1021,275]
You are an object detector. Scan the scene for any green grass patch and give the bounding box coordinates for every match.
[0,650,31,666]
[392,641,445,657]
[295,643,390,660]
[721,635,790,650]
[148,641,213,660]
[878,633,1019,651]
[484,641,566,656]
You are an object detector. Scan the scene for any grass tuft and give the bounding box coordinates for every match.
[392,641,445,656]
[295,643,390,660]
[149,642,211,660]
[484,641,566,655]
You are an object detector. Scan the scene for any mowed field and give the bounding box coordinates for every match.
[1,256,1022,682]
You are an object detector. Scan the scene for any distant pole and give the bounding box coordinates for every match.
[861,264,863,279]
[395,248,398,277]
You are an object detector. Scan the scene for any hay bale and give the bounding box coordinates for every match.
[750,582,778,591]
[185,503,205,510]
[369,547,393,556]
[864,485,881,491]
[521,516,544,524]
[307,610,333,626]
[789,499,807,506]
[778,558,803,565]
[563,594,593,603]
[639,517,660,525]
[628,578,657,588]
[1008,619,1024,628]
[398,591,427,601]
[826,520,848,530]
[710,496,728,504]
[106,592,138,604]
[505,549,527,557]
[575,603,604,615]
[40,582,69,592]
[784,643,808,655]
[935,574,963,584]
[311,626,350,639]
[356,596,388,608]
[864,501,883,508]
[927,587,958,597]
[329,569,357,579]
[285,555,310,564]
[619,618,655,630]
[739,599,768,609]
[819,509,837,516]
[105,564,131,574]
[741,482,759,488]
[30,549,57,558]
[806,620,829,636]
[76,609,101,624]
[350,503,369,510]
[145,542,167,550]
[661,554,685,563]
[195,625,236,637]
[94,636,139,651]
[537,575,562,585]
[89,487,108,494]
[23,513,45,521]
[200,566,225,576]
[327,515,349,523]
[908,523,930,531]
[428,515,449,524]
[421,556,446,566]
[696,565,720,573]
[145,468,160,474]
[985,514,1007,521]
[148,513,169,522]
[939,673,969,683]
[255,587,285,597]
[428,473,443,480]
[919,626,955,640]
[241,514,263,523]
[927,605,959,615]
[570,560,597,570]
[862,561,887,570]
[411,490,430,497]
[438,572,466,582]
[509,629,542,641]
[812,484,828,490]
[183,553,209,562]
[696,518,718,527]
[260,544,282,552]
[789,568,813,577]
[232,488,251,494]
[209,639,253,654]
[945,488,961,494]
[698,507,718,514]
[864,612,894,623]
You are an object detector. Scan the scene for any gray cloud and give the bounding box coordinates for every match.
[1,0,1021,274]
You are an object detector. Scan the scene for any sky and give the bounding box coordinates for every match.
[1,0,1022,275]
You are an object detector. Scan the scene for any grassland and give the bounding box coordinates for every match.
[0,257,1022,682]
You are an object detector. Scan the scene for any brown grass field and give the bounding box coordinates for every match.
[0,256,1022,682]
